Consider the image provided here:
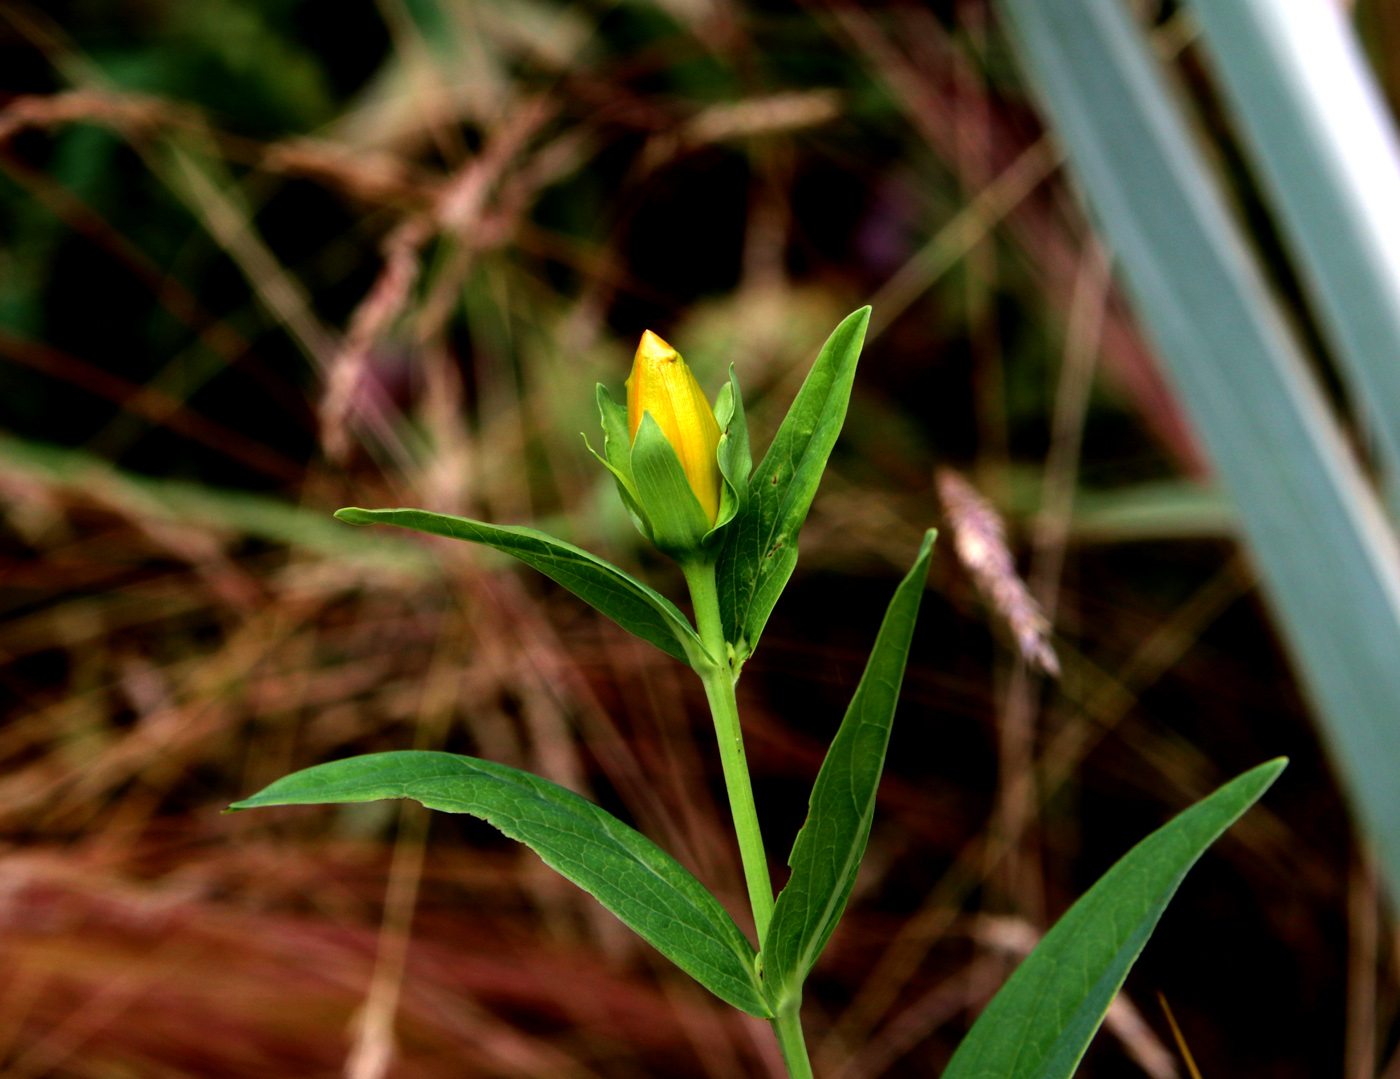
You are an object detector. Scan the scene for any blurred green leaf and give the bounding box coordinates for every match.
[716,306,869,668]
[941,758,1286,1079]
[0,435,432,574]
[1189,0,1400,496]
[335,506,708,665]
[1070,480,1233,542]
[761,528,935,1012]
[230,750,770,1017]
[996,0,1400,899]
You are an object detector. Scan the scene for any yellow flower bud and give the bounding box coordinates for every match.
[627,330,723,525]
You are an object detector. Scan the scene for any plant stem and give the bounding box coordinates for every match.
[681,558,775,942]
[685,559,810,1079]
[773,1007,815,1079]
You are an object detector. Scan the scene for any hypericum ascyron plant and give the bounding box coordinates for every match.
[232,308,1285,1079]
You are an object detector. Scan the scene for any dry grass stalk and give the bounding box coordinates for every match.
[936,467,1059,676]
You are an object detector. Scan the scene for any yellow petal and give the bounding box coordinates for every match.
[626,330,723,524]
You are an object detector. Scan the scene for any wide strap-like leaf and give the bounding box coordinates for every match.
[761,529,936,1011]
[335,507,708,666]
[941,757,1286,1079]
[996,0,1400,904]
[230,750,771,1017]
[716,307,870,666]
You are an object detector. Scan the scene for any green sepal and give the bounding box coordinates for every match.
[589,385,653,542]
[630,411,714,557]
[708,365,751,541]
[230,750,771,1017]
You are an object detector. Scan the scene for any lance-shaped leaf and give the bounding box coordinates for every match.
[717,307,870,667]
[230,750,771,1017]
[762,529,936,1011]
[941,757,1286,1079]
[335,507,708,666]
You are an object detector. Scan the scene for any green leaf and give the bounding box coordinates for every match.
[761,529,936,1011]
[716,307,870,666]
[711,365,752,536]
[1189,0,1400,496]
[941,758,1287,1079]
[334,507,708,665]
[630,412,714,556]
[995,0,1400,897]
[230,751,770,1017]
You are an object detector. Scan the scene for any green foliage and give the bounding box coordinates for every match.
[716,307,870,668]
[332,507,708,666]
[284,309,1287,1077]
[996,0,1400,896]
[229,750,770,1017]
[762,528,936,1013]
[942,758,1286,1079]
[1190,0,1400,492]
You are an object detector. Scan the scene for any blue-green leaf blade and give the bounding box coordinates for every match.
[716,307,870,664]
[941,758,1286,1079]
[1188,0,1400,497]
[994,0,1400,902]
[762,529,936,1009]
[335,507,706,665]
[230,750,770,1017]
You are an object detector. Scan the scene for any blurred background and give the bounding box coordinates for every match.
[0,0,1387,1076]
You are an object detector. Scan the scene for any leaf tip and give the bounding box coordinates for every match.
[843,305,872,334]
[1233,756,1288,803]
[334,507,376,525]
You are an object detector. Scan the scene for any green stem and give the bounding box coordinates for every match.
[772,1007,814,1079]
[684,558,811,1078]
[681,557,775,942]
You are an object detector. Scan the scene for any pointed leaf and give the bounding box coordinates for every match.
[997,0,1400,898]
[762,529,936,1010]
[716,307,870,664]
[335,507,708,665]
[230,751,770,1016]
[941,758,1287,1079]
